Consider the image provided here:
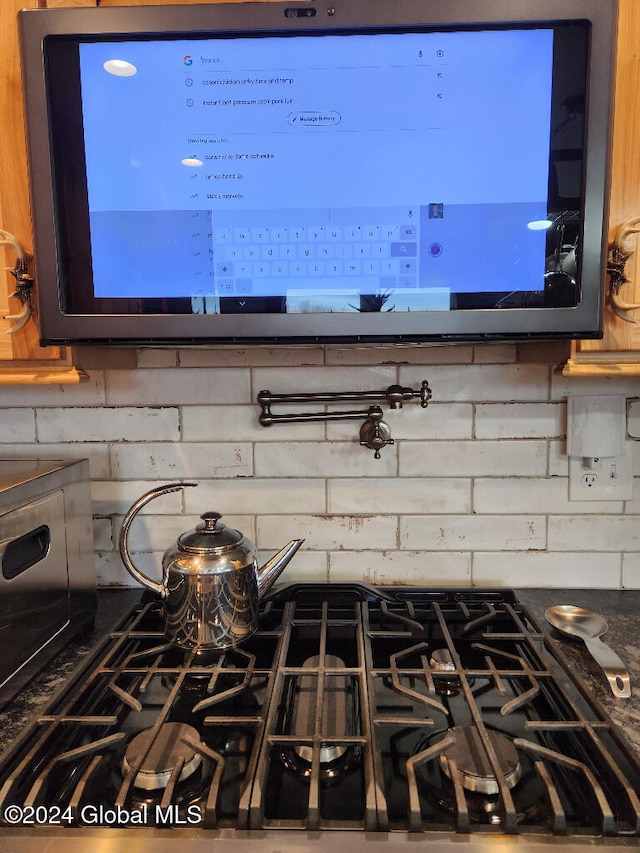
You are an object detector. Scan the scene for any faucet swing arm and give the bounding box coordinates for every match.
[258,402,384,426]
[257,381,431,417]
[257,381,432,459]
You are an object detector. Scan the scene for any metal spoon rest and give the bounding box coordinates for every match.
[545,604,631,700]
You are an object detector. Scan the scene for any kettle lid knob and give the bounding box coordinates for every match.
[178,511,245,553]
[200,511,222,532]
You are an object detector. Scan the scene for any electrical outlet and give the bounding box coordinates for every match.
[569,442,634,501]
[581,473,599,489]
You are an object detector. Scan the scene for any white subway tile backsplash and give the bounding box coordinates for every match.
[255,441,396,477]
[257,514,397,551]
[97,550,164,586]
[472,344,517,364]
[475,402,565,439]
[92,517,113,552]
[621,477,640,513]
[324,344,474,365]
[111,442,253,479]
[186,478,326,515]
[182,404,324,442]
[137,349,178,368]
[388,403,473,440]
[36,407,179,443]
[400,364,550,402]
[474,477,622,514]
[95,551,138,587]
[628,400,640,437]
[473,552,621,588]
[400,440,547,477]
[622,553,640,589]
[328,478,470,514]
[3,346,640,590]
[91,480,187,514]
[548,515,640,551]
[324,403,472,442]
[0,409,35,442]
[252,365,397,396]
[329,550,471,585]
[258,548,327,582]
[180,346,325,367]
[106,367,251,405]
[548,439,569,476]
[400,515,545,551]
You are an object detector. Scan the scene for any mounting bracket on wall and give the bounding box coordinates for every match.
[257,380,432,459]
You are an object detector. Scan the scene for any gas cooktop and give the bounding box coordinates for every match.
[1,584,639,851]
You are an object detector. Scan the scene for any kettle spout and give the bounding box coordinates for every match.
[257,539,304,599]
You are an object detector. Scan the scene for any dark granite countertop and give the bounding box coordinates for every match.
[1,587,639,761]
[516,588,640,759]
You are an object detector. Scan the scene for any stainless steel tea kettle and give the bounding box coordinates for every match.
[118,482,303,650]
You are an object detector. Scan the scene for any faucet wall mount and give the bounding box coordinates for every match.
[257,380,432,459]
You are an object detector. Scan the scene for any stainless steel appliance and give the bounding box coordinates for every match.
[0,584,639,851]
[0,459,96,706]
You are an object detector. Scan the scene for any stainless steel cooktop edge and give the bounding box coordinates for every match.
[1,828,638,851]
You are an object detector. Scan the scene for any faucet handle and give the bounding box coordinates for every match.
[385,380,432,409]
[419,380,432,407]
[360,407,394,459]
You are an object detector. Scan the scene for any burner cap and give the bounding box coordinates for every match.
[439,726,521,795]
[429,648,456,671]
[123,722,203,790]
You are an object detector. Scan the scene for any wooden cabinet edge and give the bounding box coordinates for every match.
[0,366,89,384]
[1,0,76,371]
[564,0,640,371]
[561,356,640,377]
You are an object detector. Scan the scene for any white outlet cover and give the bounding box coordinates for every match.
[568,440,634,502]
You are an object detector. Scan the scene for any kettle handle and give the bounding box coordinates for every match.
[118,482,198,598]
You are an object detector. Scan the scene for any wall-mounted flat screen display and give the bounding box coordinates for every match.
[18,0,616,345]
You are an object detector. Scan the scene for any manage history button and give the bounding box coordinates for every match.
[287,111,341,127]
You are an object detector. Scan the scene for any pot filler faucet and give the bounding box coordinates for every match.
[257,380,432,458]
